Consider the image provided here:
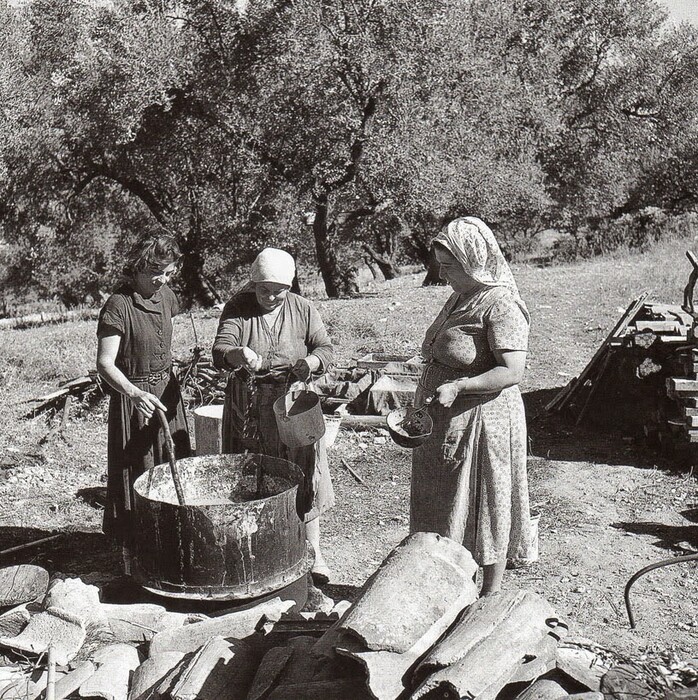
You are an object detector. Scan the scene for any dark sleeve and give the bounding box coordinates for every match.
[166,286,181,317]
[97,295,126,339]
[306,301,333,372]
[211,299,246,370]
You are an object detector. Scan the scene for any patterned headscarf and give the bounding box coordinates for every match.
[433,217,530,323]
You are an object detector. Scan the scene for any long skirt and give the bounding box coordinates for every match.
[104,373,191,547]
[410,380,534,566]
[222,376,335,522]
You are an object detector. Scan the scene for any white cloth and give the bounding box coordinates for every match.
[250,248,296,286]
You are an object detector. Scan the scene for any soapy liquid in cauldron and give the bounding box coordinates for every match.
[144,456,294,506]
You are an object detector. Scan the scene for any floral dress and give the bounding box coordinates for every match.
[212,291,335,521]
[97,284,191,546]
[410,286,534,565]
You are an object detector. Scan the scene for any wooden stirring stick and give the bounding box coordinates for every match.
[156,408,186,506]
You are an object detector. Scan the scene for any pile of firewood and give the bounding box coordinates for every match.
[4,533,689,700]
[546,294,698,463]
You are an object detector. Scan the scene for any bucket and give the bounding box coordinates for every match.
[273,388,326,448]
[323,414,342,449]
[193,404,224,456]
[131,453,311,600]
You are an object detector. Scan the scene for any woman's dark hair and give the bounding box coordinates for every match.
[123,234,182,278]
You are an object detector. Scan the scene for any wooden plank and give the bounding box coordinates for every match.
[547,293,648,413]
[667,378,698,395]
[633,320,681,333]
[575,348,614,426]
[682,406,698,417]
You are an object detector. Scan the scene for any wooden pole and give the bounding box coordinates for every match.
[0,533,63,558]
[340,458,367,486]
[46,647,56,700]
[156,408,186,506]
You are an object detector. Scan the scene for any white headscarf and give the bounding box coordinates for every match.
[250,248,296,286]
[433,216,530,323]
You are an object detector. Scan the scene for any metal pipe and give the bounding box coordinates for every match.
[624,552,698,628]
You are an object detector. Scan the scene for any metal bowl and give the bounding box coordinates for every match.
[386,406,433,448]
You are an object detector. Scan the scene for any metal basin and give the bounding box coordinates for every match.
[132,453,310,600]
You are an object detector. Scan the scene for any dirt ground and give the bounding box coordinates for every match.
[0,236,697,667]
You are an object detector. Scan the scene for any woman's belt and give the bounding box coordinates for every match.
[420,362,470,388]
[126,366,172,383]
[419,362,500,402]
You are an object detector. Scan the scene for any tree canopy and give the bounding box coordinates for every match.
[1,0,698,305]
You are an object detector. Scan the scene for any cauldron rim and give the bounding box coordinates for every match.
[133,452,305,507]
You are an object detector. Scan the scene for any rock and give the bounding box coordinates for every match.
[128,652,186,700]
[79,643,140,700]
[0,607,85,665]
[149,598,294,657]
[0,565,49,607]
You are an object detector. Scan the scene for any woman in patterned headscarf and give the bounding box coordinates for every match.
[410,217,535,595]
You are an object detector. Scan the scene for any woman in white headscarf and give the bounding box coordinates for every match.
[212,248,335,584]
[410,217,535,595]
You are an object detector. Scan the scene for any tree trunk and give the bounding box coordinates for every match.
[364,255,382,280]
[398,218,445,287]
[361,243,400,280]
[312,192,343,298]
[180,189,220,307]
[422,251,443,286]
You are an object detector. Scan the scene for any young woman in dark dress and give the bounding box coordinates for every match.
[96,234,191,573]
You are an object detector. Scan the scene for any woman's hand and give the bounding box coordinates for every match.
[130,390,167,420]
[291,359,311,381]
[435,381,461,408]
[226,347,263,372]
[291,355,320,382]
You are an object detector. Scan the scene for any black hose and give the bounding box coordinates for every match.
[624,552,698,628]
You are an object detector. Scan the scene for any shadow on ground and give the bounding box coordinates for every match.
[322,583,362,604]
[0,526,117,577]
[524,387,687,471]
[610,521,698,554]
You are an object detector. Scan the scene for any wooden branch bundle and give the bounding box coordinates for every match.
[24,373,103,419]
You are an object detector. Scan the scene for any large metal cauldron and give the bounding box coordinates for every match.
[131,453,310,600]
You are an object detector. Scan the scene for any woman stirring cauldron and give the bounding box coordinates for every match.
[411,217,535,595]
[96,234,192,574]
[212,248,335,584]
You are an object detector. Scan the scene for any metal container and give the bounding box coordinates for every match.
[273,388,326,448]
[131,453,310,600]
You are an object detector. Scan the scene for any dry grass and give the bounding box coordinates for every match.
[0,234,697,660]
